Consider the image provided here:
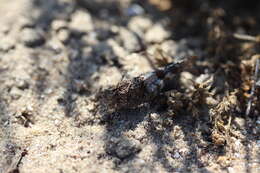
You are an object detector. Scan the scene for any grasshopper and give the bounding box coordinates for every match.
[98,56,195,113]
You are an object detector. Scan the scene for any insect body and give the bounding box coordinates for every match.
[98,57,193,113]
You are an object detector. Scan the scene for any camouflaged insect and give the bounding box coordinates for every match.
[98,57,194,113]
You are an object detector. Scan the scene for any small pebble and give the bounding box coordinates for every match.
[125,4,144,16]
[45,88,53,94]
[173,152,181,159]
[10,87,22,100]
[234,153,241,158]
[0,37,15,52]
[4,120,9,127]
[150,113,160,120]
[234,140,241,147]
[20,28,45,47]
[115,139,141,159]
[86,102,96,112]
[57,29,70,43]
[70,10,94,33]
[54,119,61,126]
[110,137,120,143]
[19,17,35,29]
[233,117,246,129]
[180,72,194,90]
[51,20,67,31]
[128,16,153,34]
[145,24,170,43]
[0,25,10,34]
[26,105,34,112]
[255,79,260,87]
[256,140,260,147]
[227,167,235,173]
[16,79,29,90]
[135,158,145,165]
[119,28,141,52]
[256,117,260,125]
[195,74,212,84]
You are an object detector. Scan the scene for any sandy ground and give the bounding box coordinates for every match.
[0,0,259,173]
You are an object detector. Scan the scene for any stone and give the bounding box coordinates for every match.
[128,16,153,34]
[69,10,94,33]
[51,20,67,32]
[10,87,22,100]
[173,152,181,159]
[145,24,170,43]
[16,79,29,90]
[124,4,144,16]
[0,37,15,52]
[180,72,194,90]
[256,117,260,125]
[57,29,70,43]
[20,28,45,47]
[18,17,35,29]
[233,117,246,129]
[119,28,141,52]
[115,139,141,159]
[257,140,260,147]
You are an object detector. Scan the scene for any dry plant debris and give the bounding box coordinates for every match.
[210,90,239,146]
[166,76,214,117]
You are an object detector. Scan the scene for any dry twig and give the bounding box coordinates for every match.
[6,149,27,173]
[233,33,260,42]
[245,57,260,116]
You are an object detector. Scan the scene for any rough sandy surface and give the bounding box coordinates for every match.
[0,0,259,173]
